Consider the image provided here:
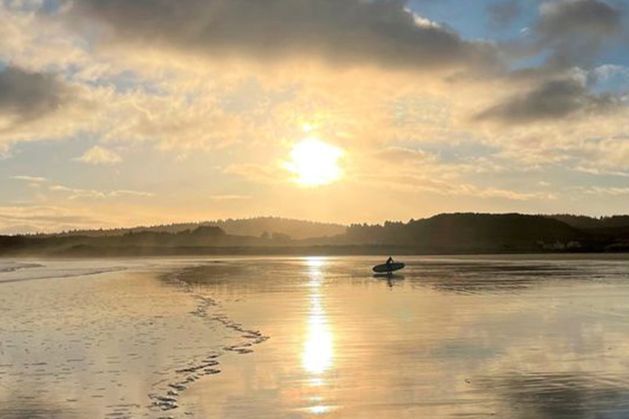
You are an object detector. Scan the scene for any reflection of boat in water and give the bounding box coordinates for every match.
[373,273,405,280]
[373,273,405,288]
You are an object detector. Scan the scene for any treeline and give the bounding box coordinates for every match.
[346,213,579,246]
[342,213,629,252]
[1,213,628,256]
[0,226,291,256]
[548,215,629,230]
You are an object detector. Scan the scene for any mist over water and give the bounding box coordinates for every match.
[1,255,628,418]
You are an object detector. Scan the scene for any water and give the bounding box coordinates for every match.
[0,255,628,418]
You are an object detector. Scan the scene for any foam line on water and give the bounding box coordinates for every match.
[0,262,44,273]
[0,266,128,285]
[149,267,270,413]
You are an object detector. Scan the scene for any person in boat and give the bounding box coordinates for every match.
[385,256,394,269]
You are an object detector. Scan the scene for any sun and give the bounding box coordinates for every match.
[285,137,343,186]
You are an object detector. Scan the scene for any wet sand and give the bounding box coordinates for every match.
[0,258,259,418]
[1,255,629,418]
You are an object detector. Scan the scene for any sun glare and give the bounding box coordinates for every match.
[286,137,343,187]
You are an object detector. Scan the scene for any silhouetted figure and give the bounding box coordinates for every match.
[386,256,394,269]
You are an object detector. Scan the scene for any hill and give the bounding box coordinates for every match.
[2,213,628,256]
[342,213,585,252]
[548,215,629,230]
[48,217,346,240]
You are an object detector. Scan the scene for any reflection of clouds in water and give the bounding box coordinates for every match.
[412,261,581,295]
[0,386,80,418]
[173,256,629,417]
[475,372,629,418]
[0,401,76,419]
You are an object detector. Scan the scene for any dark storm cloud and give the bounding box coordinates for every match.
[534,0,623,67]
[67,0,500,72]
[0,66,70,122]
[476,78,618,123]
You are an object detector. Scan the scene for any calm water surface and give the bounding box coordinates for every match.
[1,255,629,418]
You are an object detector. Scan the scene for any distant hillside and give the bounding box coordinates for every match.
[342,213,585,252]
[3,213,628,256]
[49,217,346,240]
[2,226,269,256]
[210,217,346,239]
[548,215,629,230]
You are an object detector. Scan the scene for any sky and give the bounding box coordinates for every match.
[1,0,628,233]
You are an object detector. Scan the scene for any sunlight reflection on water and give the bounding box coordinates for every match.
[302,257,334,377]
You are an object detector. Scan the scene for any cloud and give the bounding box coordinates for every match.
[578,186,629,195]
[209,194,252,201]
[224,163,284,184]
[0,205,103,234]
[583,137,629,171]
[67,0,500,74]
[10,175,48,183]
[0,60,97,154]
[593,64,629,81]
[474,0,625,125]
[476,77,618,123]
[363,171,555,201]
[534,0,623,67]
[76,145,122,165]
[49,184,153,199]
[109,190,154,198]
[374,146,433,163]
[575,166,629,177]
[99,92,246,152]
[537,0,622,40]
[0,0,627,221]
[0,65,72,123]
